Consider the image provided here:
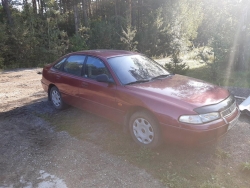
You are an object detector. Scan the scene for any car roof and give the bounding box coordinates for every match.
[69,50,139,59]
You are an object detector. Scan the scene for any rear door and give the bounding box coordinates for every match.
[52,55,86,106]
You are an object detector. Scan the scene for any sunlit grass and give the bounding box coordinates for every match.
[186,66,250,88]
[156,48,250,88]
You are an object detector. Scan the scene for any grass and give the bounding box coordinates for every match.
[155,51,250,88]
[38,107,250,188]
[187,66,250,88]
[215,148,231,160]
[241,162,250,172]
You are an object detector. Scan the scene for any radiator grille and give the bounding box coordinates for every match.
[221,102,236,117]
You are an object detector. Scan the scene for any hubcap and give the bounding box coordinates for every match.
[132,118,154,144]
[51,90,61,107]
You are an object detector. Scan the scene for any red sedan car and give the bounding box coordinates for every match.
[41,50,240,148]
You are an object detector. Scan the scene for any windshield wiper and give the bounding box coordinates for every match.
[125,79,151,85]
[150,74,171,80]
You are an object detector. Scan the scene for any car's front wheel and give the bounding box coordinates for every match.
[50,86,66,110]
[129,111,162,148]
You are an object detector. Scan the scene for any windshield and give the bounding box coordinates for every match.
[107,55,170,85]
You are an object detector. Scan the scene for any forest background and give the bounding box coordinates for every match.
[1,0,250,87]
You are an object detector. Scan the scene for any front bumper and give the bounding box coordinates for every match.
[160,107,241,145]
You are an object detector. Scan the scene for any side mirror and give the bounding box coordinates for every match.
[96,74,114,84]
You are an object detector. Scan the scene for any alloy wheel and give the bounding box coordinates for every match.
[51,90,61,107]
[132,118,154,144]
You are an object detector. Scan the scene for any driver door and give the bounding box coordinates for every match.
[78,56,121,122]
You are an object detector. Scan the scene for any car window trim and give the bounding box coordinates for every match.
[53,57,67,70]
[60,54,86,77]
[83,55,115,83]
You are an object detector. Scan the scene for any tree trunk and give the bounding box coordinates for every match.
[88,0,92,18]
[40,0,44,14]
[2,0,13,26]
[137,0,143,31]
[82,0,89,26]
[61,0,67,13]
[115,0,118,25]
[128,0,132,26]
[236,4,249,71]
[74,3,80,34]
[95,0,98,16]
[32,0,37,13]
[37,0,40,13]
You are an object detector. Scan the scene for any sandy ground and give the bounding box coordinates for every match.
[0,69,47,112]
[0,69,165,188]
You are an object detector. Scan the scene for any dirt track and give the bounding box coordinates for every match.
[0,69,165,188]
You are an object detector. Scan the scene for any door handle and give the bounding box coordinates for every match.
[56,75,61,79]
[82,82,88,87]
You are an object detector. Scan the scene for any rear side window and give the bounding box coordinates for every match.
[84,56,112,80]
[54,58,66,70]
[63,55,86,76]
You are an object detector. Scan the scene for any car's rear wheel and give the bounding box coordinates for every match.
[50,86,66,110]
[129,111,162,148]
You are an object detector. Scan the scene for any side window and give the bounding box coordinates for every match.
[85,57,112,80]
[63,55,85,76]
[54,58,66,70]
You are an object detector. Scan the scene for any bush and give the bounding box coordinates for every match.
[165,50,189,75]
[68,34,88,52]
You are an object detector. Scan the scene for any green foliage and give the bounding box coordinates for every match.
[0,4,69,68]
[165,49,189,75]
[136,7,172,57]
[68,33,88,52]
[1,0,250,76]
[89,20,121,49]
[196,47,221,84]
[120,26,138,51]
[194,0,247,73]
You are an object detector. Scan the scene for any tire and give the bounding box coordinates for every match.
[243,110,250,117]
[246,111,250,117]
[50,86,66,110]
[129,110,162,148]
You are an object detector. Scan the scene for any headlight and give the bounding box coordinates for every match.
[179,112,220,124]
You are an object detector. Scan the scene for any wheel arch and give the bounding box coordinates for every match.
[123,106,159,133]
[48,84,56,101]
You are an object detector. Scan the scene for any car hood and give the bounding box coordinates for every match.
[125,74,229,109]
